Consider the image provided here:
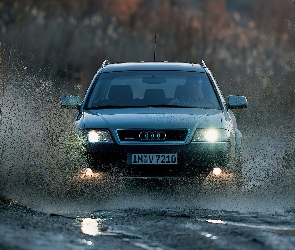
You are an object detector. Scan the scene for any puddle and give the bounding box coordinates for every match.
[206,219,226,224]
[205,218,295,233]
[275,230,295,236]
[77,217,141,239]
[78,218,108,236]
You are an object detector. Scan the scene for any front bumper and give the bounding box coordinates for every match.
[84,142,232,176]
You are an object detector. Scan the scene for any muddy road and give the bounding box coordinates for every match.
[1,202,295,250]
[1,171,295,250]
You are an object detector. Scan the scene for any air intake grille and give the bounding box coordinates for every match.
[117,129,189,142]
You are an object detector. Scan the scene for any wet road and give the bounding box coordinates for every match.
[1,189,295,250]
[1,160,295,250]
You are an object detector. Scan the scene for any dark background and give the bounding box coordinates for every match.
[0,0,294,130]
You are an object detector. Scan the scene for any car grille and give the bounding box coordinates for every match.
[116,129,189,143]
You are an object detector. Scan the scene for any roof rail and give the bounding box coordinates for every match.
[101,60,110,68]
[199,60,207,68]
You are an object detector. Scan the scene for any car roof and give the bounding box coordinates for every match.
[101,62,206,73]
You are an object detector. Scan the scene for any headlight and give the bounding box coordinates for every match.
[192,128,230,142]
[87,130,113,143]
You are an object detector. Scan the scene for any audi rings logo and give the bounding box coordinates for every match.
[139,131,166,141]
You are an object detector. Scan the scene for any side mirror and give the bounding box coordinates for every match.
[227,95,247,109]
[61,95,80,109]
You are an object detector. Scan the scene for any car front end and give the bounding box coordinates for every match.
[78,108,235,177]
[61,61,247,178]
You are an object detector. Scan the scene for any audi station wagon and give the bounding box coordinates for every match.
[61,60,247,178]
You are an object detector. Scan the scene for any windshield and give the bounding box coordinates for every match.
[86,71,221,109]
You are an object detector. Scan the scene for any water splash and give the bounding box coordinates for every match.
[0,67,294,216]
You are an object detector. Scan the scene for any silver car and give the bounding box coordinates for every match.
[61,60,247,178]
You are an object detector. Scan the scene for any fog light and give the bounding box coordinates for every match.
[79,168,103,179]
[85,168,93,177]
[212,167,222,176]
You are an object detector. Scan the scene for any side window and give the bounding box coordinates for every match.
[173,73,220,109]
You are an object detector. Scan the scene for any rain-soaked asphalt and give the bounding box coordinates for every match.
[0,76,295,249]
[1,174,295,250]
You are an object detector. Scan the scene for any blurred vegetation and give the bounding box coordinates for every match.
[0,0,294,129]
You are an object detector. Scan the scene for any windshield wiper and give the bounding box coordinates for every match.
[87,104,200,109]
[144,104,197,108]
[88,105,143,109]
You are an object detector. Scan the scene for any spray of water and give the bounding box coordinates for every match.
[0,66,294,216]
[0,69,85,204]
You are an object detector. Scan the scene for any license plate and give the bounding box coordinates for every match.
[128,154,178,165]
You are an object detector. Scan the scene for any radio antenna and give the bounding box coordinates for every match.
[154,34,157,62]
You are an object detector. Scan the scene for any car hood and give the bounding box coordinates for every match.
[79,108,227,130]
